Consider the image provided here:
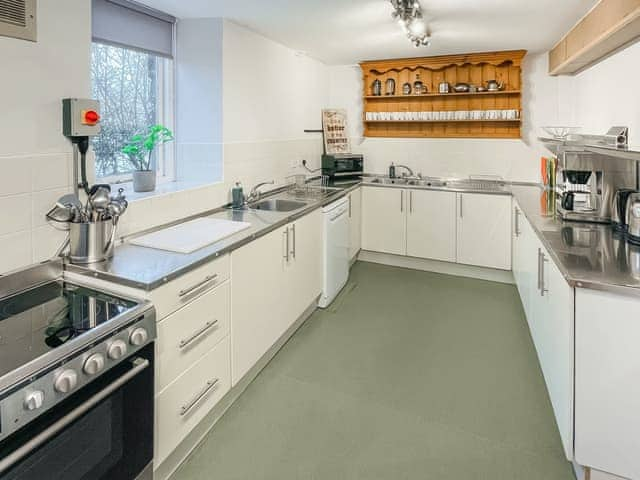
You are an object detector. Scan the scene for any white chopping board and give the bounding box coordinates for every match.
[130,217,252,254]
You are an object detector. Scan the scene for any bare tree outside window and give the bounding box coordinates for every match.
[91,43,163,179]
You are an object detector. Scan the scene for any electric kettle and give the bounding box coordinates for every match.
[626,193,640,245]
[611,189,636,232]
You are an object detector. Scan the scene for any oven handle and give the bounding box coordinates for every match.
[0,357,150,475]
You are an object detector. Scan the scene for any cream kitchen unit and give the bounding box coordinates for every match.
[232,209,322,385]
[361,185,512,270]
[511,199,574,461]
[348,186,362,261]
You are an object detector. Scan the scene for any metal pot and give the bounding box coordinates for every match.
[69,218,118,264]
[133,170,156,192]
[438,82,450,93]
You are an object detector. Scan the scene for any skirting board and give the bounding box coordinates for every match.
[358,250,515,285]
[154,297,320,480]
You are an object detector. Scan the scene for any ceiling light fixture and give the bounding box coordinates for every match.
[390,0,431,47]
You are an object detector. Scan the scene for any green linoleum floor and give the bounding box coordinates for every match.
[171,261,575,480]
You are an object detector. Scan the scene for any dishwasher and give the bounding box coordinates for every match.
[319,197,350,308]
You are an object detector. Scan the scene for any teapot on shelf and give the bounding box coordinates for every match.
[486,79,504,91]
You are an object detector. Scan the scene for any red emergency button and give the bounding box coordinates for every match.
[82,110,100,126]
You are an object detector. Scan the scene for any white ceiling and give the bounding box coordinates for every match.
[139,0,598,65]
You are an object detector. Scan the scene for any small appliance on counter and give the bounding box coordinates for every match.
[611,189,637,232]
[554,150,636,224]
[626,193,640,245]
[321,153,364,180]
[0,262,156,480]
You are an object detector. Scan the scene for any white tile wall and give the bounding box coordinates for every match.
[0,152,74,274]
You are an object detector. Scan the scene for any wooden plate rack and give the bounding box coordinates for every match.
[360,50,526,139]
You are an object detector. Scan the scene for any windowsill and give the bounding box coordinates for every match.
[113,179,223,202]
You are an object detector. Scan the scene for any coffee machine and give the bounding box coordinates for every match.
[556,151,636,223]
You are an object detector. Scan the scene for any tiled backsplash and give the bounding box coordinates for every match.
[0,152,73,273]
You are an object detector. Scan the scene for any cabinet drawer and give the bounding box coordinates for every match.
[156,336,231,465]
[149,255,230,319]
[157,281,230,392]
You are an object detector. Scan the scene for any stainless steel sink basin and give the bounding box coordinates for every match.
[250,198,307,212]
[369,177,409,185]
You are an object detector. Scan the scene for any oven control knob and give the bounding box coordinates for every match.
[83,353,105,375]
[107,339,128,360]
[129,327,148,347]
[24,390,45,411]
[54,369,78,394]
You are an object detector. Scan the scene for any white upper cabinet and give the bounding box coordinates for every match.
[362,186,406,255]
[348,187,362,260]
[457,193,512,270]
[406,189,457,262]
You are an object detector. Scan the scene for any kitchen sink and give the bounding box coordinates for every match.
[250,198,308,212]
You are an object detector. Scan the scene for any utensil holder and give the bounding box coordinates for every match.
[69,218,117,264]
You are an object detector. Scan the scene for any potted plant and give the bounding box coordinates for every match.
[121,125,174,192]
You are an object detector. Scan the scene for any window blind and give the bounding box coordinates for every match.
[92,0,175,58]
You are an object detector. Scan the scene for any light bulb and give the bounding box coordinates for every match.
[408,18,427,36]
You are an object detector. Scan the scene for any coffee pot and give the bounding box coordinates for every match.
[385,78,396,96]
[486,80,504,91]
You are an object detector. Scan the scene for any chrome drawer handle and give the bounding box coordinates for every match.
[179,274,218,298]
[179,320,219,349]
[180,378,219,417]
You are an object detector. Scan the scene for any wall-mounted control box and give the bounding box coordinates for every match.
[62,98,101,137]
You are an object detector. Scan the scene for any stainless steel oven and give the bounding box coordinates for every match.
[0,270,156,480]
[0,344,154,480]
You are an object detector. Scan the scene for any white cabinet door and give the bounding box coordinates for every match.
[287,209,323,326]
[457,193,511,270]
[361,186,406,255]
[406,189,456,262]
[536,246,574,460]
[575,289,640,479]
[231,225,288,385]
[348,187,362,260]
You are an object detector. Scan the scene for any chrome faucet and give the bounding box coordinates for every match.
[395,165,414,178]
[246,180,275,203]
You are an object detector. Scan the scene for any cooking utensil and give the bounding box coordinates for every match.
[486,80,504,91]
[402,82,412,95]
[438,82,450,93]
[454,83,470,93]
[68,218,118,264]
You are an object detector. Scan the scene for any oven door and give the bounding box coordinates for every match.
[0,344,154,480]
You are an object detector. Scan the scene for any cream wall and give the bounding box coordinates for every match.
[0,0,91,273]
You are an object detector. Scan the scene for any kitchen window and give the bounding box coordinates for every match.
[91,0,176,185]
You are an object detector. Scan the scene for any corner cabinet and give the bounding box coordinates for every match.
[457,193,511,270]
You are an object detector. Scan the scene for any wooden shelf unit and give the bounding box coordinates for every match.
[360,50,526,139]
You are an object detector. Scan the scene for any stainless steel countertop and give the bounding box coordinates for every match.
[511,185,640,297]
[361,175,512,196]
[65,182,361,290]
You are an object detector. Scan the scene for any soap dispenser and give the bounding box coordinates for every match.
[389,163,396,179]
[232,182,244,209]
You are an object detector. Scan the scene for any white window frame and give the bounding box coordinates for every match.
[92,42,176,186]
